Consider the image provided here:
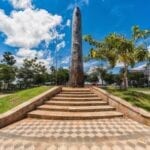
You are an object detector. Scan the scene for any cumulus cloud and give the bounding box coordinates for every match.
[56,41,66,51]
[0,8,63,49]
[9,0,33,9]
[16,48,44,58]
[15,48,53,69]
[0,1,66,69]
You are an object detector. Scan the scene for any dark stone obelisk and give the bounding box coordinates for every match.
[69,7,84,87]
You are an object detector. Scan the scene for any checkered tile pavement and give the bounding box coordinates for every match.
[0,118,150,149]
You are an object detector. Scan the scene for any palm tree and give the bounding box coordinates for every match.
[132,26,150,86]
[102,34,135,89]
[84,32,149,89]
[132,26,150,42]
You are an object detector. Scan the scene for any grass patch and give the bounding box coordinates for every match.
[105,87,150,112]
[0,86,52,114]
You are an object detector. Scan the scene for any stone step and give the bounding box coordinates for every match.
[57,94,98,97]
[45,100,108,106]
[28,110,123,120]
[51,97,102,101]
[62,88,90,92]
[37,105,115,112]
[61,91,94,95]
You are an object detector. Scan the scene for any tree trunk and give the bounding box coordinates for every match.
[123,65,128,90]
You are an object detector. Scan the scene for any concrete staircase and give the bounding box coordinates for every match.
[28,88,123,120]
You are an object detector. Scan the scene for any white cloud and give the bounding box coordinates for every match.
[16,48,44,58]
[130,64,146,71]
[56,41,66,51]
[61,56,70,64]
[62,66,69,69]
[0,8,63,49]
[115,62,124,68]
[66,19,71,27]
[0,1,66,70]
[84,60,100,72]
[15,48,53,69]
[9,0,33,9]
[87,66,98,75]
[148,45,150,52]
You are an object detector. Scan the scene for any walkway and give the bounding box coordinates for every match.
[0,118,150,149]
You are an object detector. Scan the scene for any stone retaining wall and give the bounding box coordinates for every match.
[91,86,150,126]
[0,86,62,128]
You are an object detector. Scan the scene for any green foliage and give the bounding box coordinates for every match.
[132,25,150,62]
[132,25,150,41]
[0,52,16,90]
[85,73,99,83]
[0,64,16,83]
[84,26,150,89]
[0,52,70,90]
[49,67,69,85]
[56,68,69,85]
[2,52,16,66]
[17,58,48,87]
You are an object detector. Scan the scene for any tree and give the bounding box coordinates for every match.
[0,64,16,90]
[0,52,16,90]
[85,73,99,83]
[128,72,145,87]
[48,67,69,85]
[56,68,69,85]
[50,66,56,73]
[84,31,149,89]
[17,58,48,88]
[132,26,150,87]
[132,25,150,43]
[2,52,16,66]
[32,60,47,85]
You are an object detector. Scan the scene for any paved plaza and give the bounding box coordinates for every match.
[0,118,150,150]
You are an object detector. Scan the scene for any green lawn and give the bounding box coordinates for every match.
[0,86,52,114]
[105,87,150,112]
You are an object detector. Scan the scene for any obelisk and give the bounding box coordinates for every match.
[69,7,84,87]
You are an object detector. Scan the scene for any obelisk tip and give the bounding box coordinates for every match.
[73,6,80,14]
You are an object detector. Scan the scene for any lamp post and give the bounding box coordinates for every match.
[55,48,58,86]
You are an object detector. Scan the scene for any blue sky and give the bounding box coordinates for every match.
[0,0,150,73]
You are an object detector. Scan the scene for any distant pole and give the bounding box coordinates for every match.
[55,49,58,85]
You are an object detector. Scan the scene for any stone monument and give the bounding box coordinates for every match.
[69,7,84,87]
